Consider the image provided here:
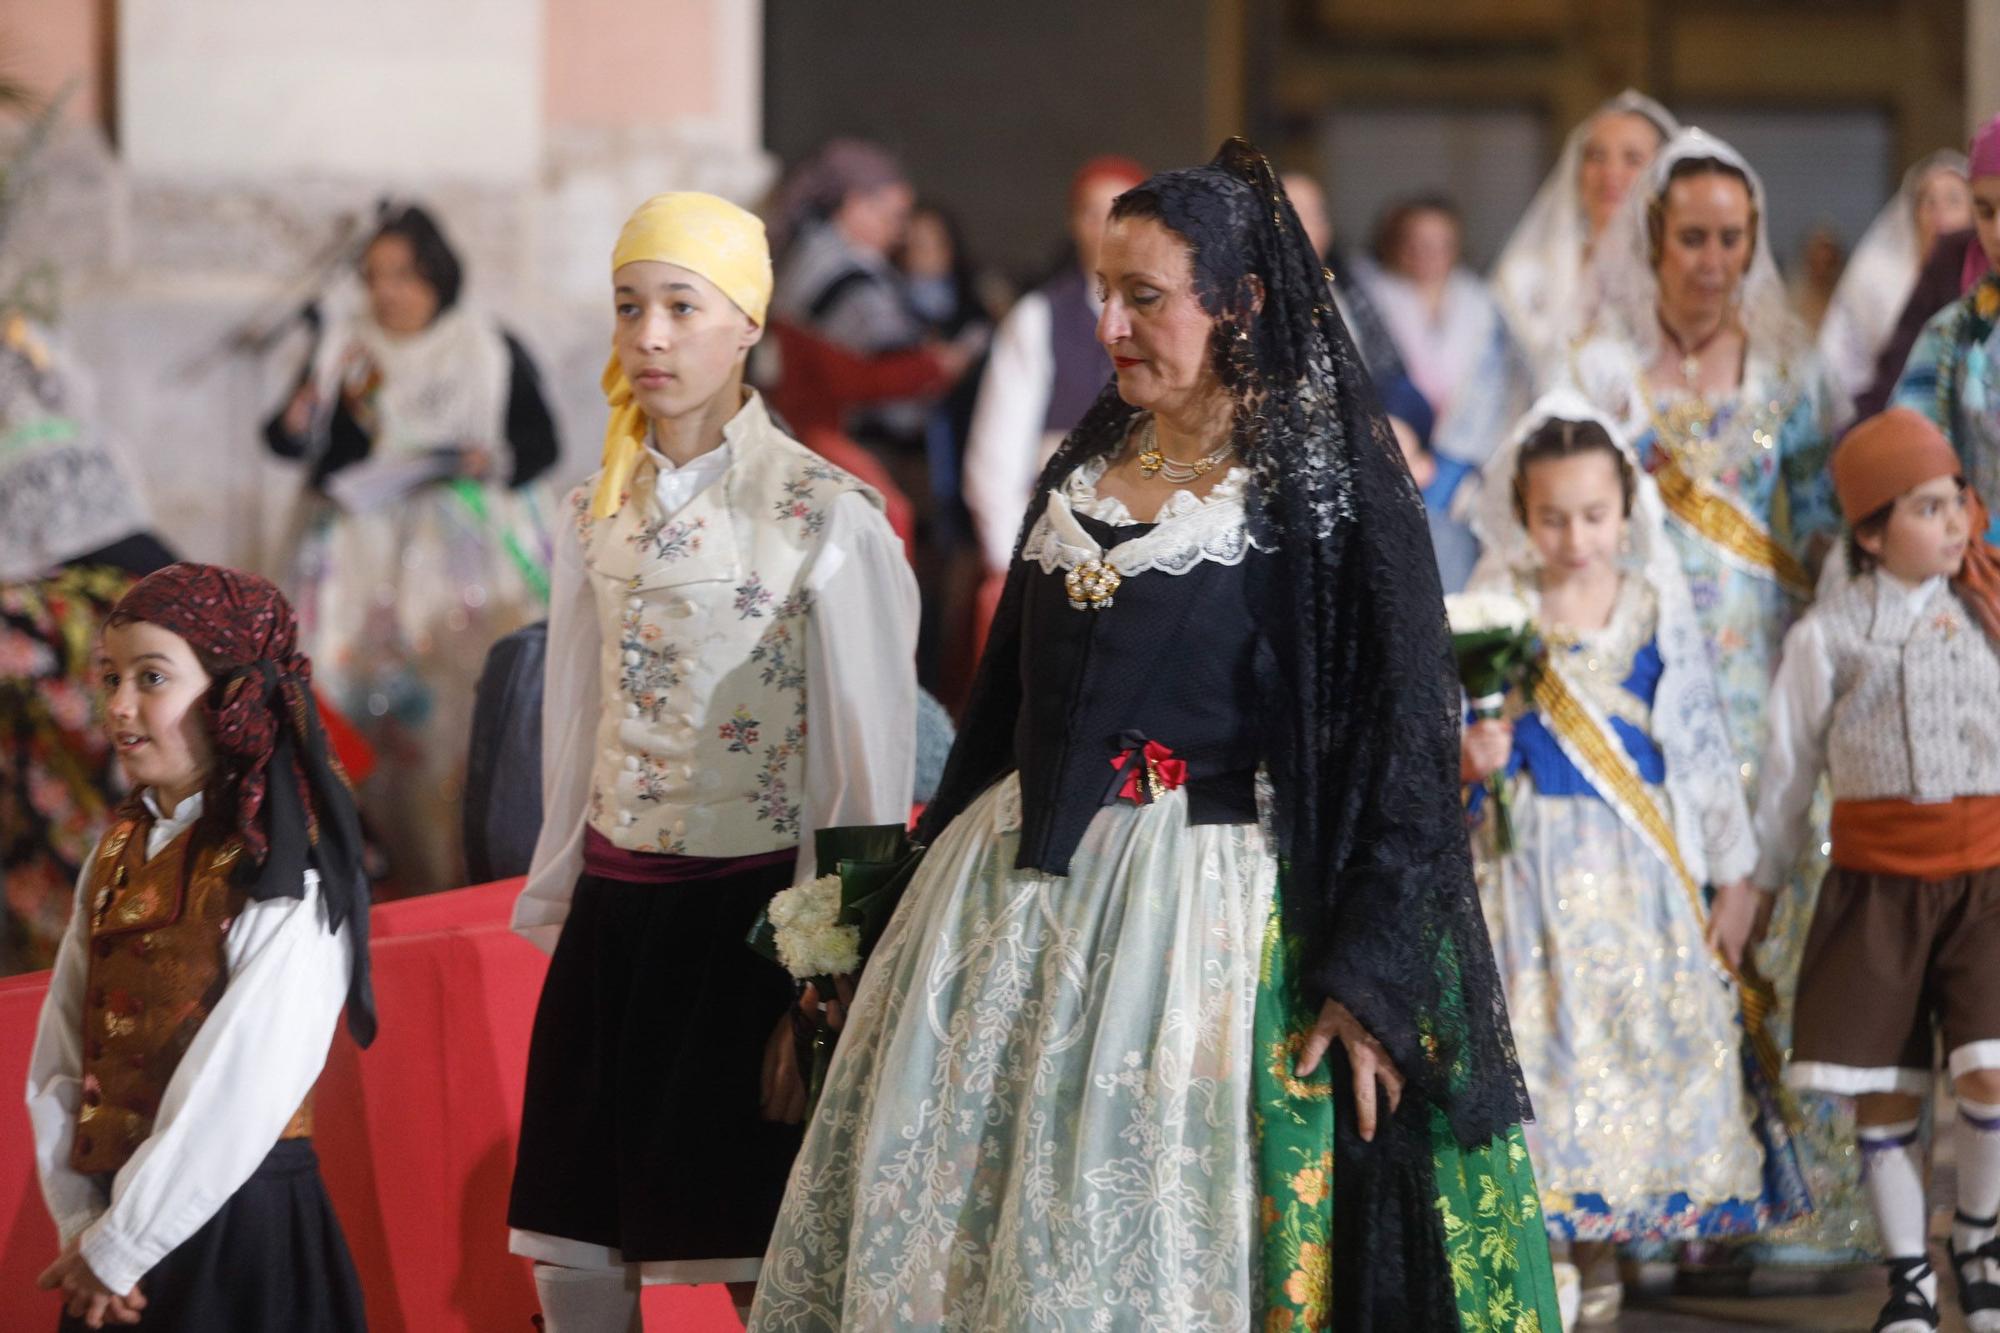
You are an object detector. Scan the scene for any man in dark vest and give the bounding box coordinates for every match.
[962,155,1147,576]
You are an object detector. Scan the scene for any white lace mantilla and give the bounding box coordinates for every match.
[1020,457,1262,580]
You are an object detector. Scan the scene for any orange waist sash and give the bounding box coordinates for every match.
[1831,795,2000,881]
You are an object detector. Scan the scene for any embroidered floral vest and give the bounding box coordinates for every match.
[71,813,313,1174]
[576,396,877,857]
[1825,574,2000,803]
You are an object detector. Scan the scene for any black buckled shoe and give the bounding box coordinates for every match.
[1952,1210,2000,1333]
[1874,1256,1940,1333]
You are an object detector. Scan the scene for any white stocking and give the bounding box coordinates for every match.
[533,1262,641,1333]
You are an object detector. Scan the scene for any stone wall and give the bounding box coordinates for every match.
[2,1,771,574]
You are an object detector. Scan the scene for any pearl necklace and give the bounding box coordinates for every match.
[1134,417,1234,482]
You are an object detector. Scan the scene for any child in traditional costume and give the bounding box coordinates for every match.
[1755,408,2000,1333]
[1462,391,1807,1325]
[505,192,917,1330]
[27,562,376,1331]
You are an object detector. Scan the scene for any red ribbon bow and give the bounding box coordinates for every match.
[1110,740,1188,804]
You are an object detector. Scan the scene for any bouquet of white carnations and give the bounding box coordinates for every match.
[748,824,924,1113]
[1443,589,1538,853]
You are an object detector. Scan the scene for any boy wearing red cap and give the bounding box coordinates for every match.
[1753,408,2000,1333]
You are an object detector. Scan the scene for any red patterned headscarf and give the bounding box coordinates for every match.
[110,563,376,1044]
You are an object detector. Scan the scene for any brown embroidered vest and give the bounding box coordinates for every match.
[70,811,313,1175]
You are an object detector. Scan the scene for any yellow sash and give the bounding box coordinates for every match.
[1651,449,1813,603]
[1529,662,1787,1088]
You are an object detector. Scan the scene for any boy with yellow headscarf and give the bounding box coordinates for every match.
[505,192,918,1330]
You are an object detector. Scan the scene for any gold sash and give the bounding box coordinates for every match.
[1529,662,1786,1087]
[1651,449,1812,602]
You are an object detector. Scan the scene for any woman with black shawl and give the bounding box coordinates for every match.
[749,141,1556,1333]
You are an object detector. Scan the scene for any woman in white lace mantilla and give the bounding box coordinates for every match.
[1491,91,1679,388]
[1558,128,1859,1260]
[1817,150,1971,417]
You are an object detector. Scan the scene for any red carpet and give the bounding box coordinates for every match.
[0,880,741,1331]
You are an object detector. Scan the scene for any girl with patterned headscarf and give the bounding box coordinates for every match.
[504,192,917,1330]
[751,139,1555,1333]
[26,562,374,1332]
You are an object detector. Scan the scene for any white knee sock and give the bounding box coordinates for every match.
[533,1263,641,1333]
[1957,1098,2000,1232]
[1956,1097,2000,1316]
[1860,1118,1936,1316]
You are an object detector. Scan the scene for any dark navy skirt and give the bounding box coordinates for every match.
[59,1139,365,1332]
[507,861,805,1262]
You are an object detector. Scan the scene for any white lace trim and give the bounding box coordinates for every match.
[1020,457,1263,579]
[1064,454,1252,525]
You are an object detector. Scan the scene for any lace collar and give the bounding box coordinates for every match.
[1021,454,1263,580]
[1522,572,1658,728]
[1061,453,1252,526]
[1529,571,1654,664]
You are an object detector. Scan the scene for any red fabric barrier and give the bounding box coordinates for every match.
[0,881,740,1331]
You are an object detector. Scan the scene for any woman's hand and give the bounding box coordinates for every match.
[455,444,496,481]
[759,1010,807,1124]
[1460,718,1512,784]
[1295,998,1404,1143]
[1705,879,1772,971]
[281,380,319,436]
[800,975,857,1032]
[38,1243,144,1328]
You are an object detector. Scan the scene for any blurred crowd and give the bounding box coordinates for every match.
[0,101,1987,972]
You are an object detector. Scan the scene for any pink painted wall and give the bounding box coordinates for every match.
[0,0,107,124]
[544,0,717,128]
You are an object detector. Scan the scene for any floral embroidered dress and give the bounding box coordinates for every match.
[750,455,1558,1332]
[1471,575,1808,1242]
[1565,338,1863,1254]
[0,316,170,974]
[1,567,131,974]
[1464,390,1813,1250]
[1568,341,1842,770]
[1894,271,2000,521]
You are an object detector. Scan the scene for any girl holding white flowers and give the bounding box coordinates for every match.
[504,192,917,1332]
[1459,390,1809,1324]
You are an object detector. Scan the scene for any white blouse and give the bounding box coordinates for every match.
[26,790,352,1296]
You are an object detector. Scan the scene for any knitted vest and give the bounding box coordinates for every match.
[1824,573,2000,803]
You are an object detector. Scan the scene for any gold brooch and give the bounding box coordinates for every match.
[1065,559,1123,610]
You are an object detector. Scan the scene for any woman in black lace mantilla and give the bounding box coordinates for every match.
[750,140,1558,1333]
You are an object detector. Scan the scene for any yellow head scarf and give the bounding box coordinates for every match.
[594,192,773,517]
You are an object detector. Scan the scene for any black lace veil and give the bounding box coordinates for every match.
[919,139,1529,1327]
